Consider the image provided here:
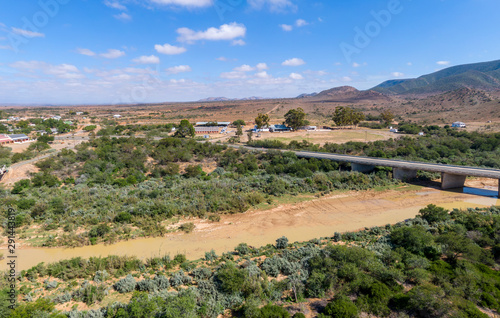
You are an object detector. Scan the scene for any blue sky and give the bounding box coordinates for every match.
[0,0,499,104]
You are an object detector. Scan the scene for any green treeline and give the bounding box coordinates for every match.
[248,126,500,168]
[2,205,500,317]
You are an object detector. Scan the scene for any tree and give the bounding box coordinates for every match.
[351,108,365,127]
[380,109,394,126]
[276,236,289,249]
[28,141,50,153]
[255,113,270,129]
[236,123,243,136]
[333,106,364,128]
[418,204,449,224]
[83,125,97,132]
[333,106,350,127]
[233,119,245,126]
[284,108,306,131]
[174,120,195,138]
[37,134,54,143]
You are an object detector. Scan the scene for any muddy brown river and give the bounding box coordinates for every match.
[1,186,498,272]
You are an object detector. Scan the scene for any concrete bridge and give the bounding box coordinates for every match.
[238,146,500,196]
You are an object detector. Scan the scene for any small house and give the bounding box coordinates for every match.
[8,134,29,143]
[269,124,292,132]
[251,126,270,133]
[195,126,220,134]
[113,114,122,119]
[0,134,13,145]
[451,122,466,128]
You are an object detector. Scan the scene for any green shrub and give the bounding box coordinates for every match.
[418,204,449,224]
[276,236,289,249]
[179,222,195,233]
[323,295,358,318]
[115,274,136,293]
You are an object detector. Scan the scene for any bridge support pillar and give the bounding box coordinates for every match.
[351,163,375,173]
[441,173,467,190]
[393,168,418,181]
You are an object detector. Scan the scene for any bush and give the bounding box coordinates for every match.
[216,263,246,294]
[235,243,251,255]
[276,236,289,249]
[44,279,58,290]
[114,212,132,223]
[179,222,195,233]
[333,232,342,242]
[259,304,291,318]
[418,204,449,224]
[323,295,358,318]
[114,274,136,293]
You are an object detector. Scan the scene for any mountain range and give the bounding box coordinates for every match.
[371,59,500,96]
[198,96,266,102]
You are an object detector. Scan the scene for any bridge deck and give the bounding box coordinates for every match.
[237,146,500,179]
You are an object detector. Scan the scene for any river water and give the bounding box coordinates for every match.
[1,186,498,272]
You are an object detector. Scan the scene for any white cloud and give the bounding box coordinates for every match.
[104,0,127,10]
[256,63,268,70]
[352,62,360,68]
[155,43,187,55]
[0,45,12,50]
[295,19,308,27]
[407,62,413,66]
[150,0,212,7]
[255,71,270,79]
[166,65,192,74]
[77,48,96,56]
[231,39,246,46]
[304,70,327,76]
[11,27,45,38]
[100,49,125,59]
[280,24,293,31]
[437,61,450,66]
[248,0,297,12]
[114,12,132,21]
[133,55,160,64]
[282,58,305,66]
[10,61,84,79]
[216,56,228,61]
[220,71,247,79]
[234,64,255,72]
[391,72,404,78]
[289,72,303,80]
[177,22,246,43]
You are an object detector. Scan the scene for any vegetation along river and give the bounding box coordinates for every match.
[1,185,498,272]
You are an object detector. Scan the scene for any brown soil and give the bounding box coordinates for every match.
[0,163,39,187]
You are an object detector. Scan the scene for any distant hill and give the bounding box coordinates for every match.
[372,59,500,95]
[310,86,392,102]
[198,96,267,102]
[296,92,318,98]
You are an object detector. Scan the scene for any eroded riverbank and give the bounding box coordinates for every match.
[1,184,498,272]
